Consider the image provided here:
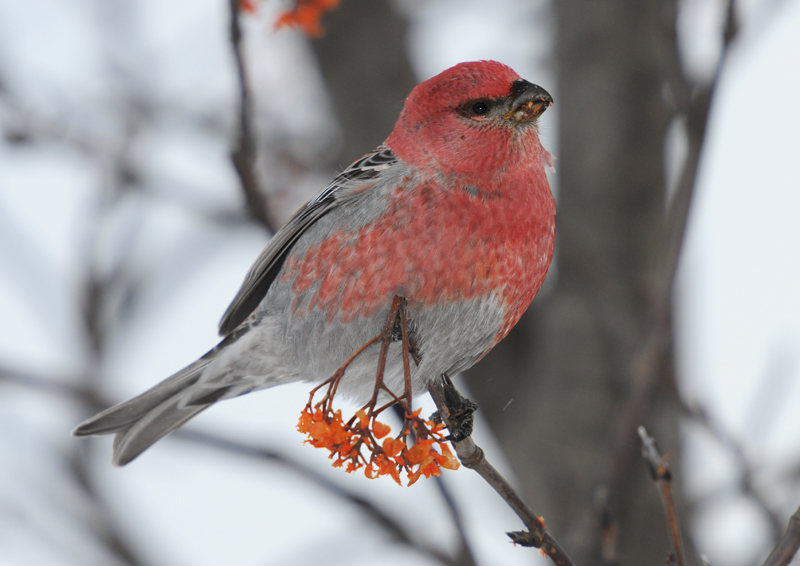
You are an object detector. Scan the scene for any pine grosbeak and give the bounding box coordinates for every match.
[74,60,555,466]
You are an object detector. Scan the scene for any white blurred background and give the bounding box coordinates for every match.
[0,0,799,565]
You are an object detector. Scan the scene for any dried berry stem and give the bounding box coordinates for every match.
[306,334,382,412]
[298,296,457,485]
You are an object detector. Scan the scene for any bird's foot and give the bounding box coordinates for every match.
[432,374,479,442]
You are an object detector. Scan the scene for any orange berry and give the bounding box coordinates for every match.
[372,420,391,439]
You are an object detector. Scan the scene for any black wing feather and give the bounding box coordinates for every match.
[217,147,397,336]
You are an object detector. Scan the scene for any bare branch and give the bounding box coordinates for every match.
[175,429,455,565]
[658,0,737,301]
[66,453,148,566]
[431,475,477,566]
[0,367,100,408]
[228,0,276,232]
[595,486,620,566]
[428,375,575,566]
[1,368,457,565]
[638,427,686,566]
[0,371,145,566]
[681,401,784,543]
[603,0,743,522]
[761,504,800,566]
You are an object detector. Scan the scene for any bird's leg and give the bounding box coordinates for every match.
[395,296,419,439]
[371,295,418,418]
[299,295,459,484]
[390,296,421,365]
[356,295,404,422]
[398,297,413,409]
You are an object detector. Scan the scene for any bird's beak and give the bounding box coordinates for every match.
[504,80,553,124]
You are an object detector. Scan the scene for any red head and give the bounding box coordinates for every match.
[386,61,553,179]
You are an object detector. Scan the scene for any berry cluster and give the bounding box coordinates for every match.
[275,0,340,37]
[298,399,459,486]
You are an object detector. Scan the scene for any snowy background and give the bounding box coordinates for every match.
[0,0,799,565]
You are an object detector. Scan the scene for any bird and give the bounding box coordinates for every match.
[73,60,556,467]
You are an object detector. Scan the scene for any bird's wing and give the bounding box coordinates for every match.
[218,146,398,336]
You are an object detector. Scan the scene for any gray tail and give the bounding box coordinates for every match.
[73,358,217,467]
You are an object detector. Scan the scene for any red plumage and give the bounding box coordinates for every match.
[284,60,555,342]
[73,60,556,467]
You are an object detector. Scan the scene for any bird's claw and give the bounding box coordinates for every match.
[438,374,479,442]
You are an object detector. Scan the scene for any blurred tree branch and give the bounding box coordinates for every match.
[594,487,620,565]
[1,367,467,566]
[229,0,276,232]
[636,424,800,566]
[176,429,461,565]
[309,0,416,166]
[606,0,741,492]
[465,0,743,563]
[681,400,784,544]
[594,0,744,559]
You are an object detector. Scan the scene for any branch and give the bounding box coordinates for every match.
[228,0,276,232]
[594,486,620,566]
[0,371,145,566]
[428,375,575,566]
[0,367,102,408]
[175,429,454,565]
[681,401,784,543]
[603,0,742,517]
[638,427,686,566]
[761,504,800,566]
[1,368,456,565]
[658,0,737,298]
[391,400,477,564]
[432,475,477,566]
[67,453,148,566]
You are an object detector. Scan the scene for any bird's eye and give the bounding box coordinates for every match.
[471,101,489,115]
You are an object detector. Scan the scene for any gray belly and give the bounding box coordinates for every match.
[201,282,505,406]
[272,294,506,404]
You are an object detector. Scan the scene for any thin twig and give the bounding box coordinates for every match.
[681,401,784,543]
[602,0,742,535]
[67,453,148,566]
[77,110,148,565]
[228,0,275,232]
[431,475,477,566]
[428,375,574,566]
[175,429,453,564]
[399,296,413,407]
[1,367,102,408]
[0,368,455,564]
[595,486,620,566]
[638,427,686,566]
[761,504,800,566]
